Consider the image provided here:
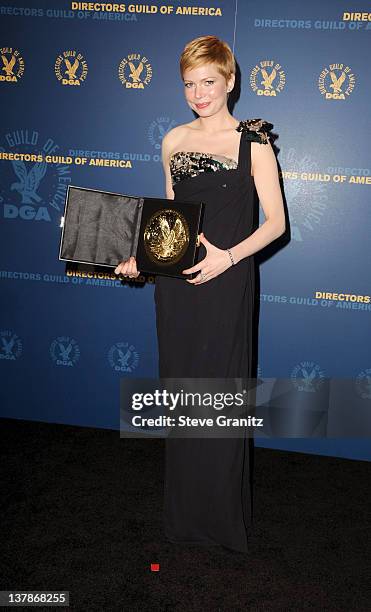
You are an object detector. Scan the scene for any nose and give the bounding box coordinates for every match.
[194,84,205,99]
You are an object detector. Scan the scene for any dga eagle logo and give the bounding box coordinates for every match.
[1,129,72,222]
[355,369,371,400]
[318,63,355,100]
[291,361,325,392]
[108,342,139,373]
[55,51,88,86]
[0,330,22,360]
[0,47,24,82]
[50,336,80,367]
[250,60,286,96]
[118,53,152,89]
[148,117,177,151]
[279,147,328,243]
[11,159,47,204]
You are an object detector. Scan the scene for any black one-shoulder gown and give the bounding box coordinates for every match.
[154,119,271,552]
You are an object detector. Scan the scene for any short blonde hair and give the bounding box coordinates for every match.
[180,35,236,83]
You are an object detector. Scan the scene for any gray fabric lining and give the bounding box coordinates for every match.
[60,187,144,266]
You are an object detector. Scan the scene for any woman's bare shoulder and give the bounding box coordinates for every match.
[162,121,196,144]
[161,121,197,159]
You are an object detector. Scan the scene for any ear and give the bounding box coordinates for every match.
[227,73,235,93]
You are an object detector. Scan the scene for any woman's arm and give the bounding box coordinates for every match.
[230,140,285,265]
[161,131,175,200]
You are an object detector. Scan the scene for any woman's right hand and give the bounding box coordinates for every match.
[114,256,140,278]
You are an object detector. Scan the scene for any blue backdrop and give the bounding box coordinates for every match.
[1,0,370,460]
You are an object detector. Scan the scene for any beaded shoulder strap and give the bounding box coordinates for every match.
[236,118,273,144]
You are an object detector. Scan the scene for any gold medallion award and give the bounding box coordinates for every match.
[144,209,189,264]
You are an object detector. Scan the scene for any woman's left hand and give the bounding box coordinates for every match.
[182,233,233,285]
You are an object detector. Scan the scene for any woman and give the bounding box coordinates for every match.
[115,36,285,552]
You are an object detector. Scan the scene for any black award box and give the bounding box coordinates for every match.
[59,185,204,279]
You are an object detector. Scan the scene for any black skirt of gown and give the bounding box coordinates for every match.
[154,123,258,552]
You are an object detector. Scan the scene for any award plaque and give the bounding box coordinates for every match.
[59,185,204,278]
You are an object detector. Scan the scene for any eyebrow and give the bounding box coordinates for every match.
[183,77,216,83]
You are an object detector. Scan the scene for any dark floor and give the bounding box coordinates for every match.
[1,418,370,611]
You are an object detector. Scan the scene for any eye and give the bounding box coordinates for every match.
[184,83,193,88]
[205,80,214,85]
